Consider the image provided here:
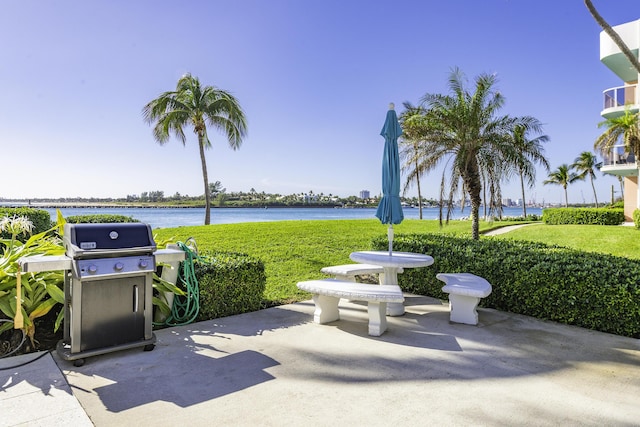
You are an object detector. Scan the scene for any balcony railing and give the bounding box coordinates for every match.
[601,144,636,167]
[603,84,637,110]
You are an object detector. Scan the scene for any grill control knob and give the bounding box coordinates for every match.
[88,265,98,274]
[114,262,124,271]
[139,260,149,269]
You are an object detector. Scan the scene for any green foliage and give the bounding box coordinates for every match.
[194,251,266,320]
[543,207,624,225]
[0,208,52,240]
[65,214,139,223]
[0,217,65,342]
[633,209,640,229]
[372,233,640,338]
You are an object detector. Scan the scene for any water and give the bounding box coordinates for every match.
[25,206,542,229]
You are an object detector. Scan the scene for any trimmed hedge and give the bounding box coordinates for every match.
[633,209,640,229]
[194,251,266,321]
[543,207,624,225]
[65,214,139,223]
[372,233,640,338]
[0,207,52,239]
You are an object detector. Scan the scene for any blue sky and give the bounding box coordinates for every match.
[1,0,638,204]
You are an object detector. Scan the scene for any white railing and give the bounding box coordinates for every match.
[603,84,638,110]
[601,144,636,166]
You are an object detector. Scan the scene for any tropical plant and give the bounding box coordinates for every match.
[594,109,640,162]
[572,151,602,207]
[543,164,578,208]
[399,102,431,219]
[143,73,248,225]
[0,215,66,345]
[418,67,527,239]
[510,122,550,217]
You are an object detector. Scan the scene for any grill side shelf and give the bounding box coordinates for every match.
[19,255,73,272]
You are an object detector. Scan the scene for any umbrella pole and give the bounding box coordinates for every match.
[388,224,394,256]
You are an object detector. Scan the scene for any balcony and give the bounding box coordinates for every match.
[602,84,638,118]
[600,144,638,177]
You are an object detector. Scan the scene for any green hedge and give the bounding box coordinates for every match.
[542,207,624,225]
[0,207,52,239]
[633,209,640,229]
[372,233,640,338]
[194,251,266,320]
[65,214,139,223]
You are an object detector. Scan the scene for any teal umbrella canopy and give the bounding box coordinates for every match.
[375,103,404,254]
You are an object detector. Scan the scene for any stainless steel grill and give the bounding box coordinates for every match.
[58,223,158,365]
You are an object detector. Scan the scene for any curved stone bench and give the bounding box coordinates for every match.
[296,279,404,336]
[436,273,492,325]
[320,263,403,283]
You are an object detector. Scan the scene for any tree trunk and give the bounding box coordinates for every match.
[198,132,211,225]
[584,0,640,74]
[564,186,569,208]
[590,175,599,208]
[416,166,423,220]
[519,170,527,217]
[465,162,483,240]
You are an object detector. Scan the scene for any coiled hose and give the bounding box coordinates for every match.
[159,238,200,326]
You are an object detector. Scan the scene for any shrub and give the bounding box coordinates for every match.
[372,233,640,338]
[65,214,139,223]
[0,208,52,240]
[633,209,640,229]
[194,251,266,320]
[543,207,624,225]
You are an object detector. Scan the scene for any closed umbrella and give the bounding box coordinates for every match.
[375,103,404,255]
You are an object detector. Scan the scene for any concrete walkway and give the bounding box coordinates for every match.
[2,295,639,426]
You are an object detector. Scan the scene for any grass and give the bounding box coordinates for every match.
[491,223,640,259]
[153,218,518,304]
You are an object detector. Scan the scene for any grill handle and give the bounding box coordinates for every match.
[133,285,139,312]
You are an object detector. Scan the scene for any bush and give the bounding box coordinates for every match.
[633,209,640,229]
[543,207,624,225]
[194,251,266,320]
[0,208,52,239]
[372,233,640,338]
[65,214,139,223]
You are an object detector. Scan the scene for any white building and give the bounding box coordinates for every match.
[598,18,640,221]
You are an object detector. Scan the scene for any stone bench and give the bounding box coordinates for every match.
[436,273,492,325]
[320,263,403,284]
[296,279,405,336]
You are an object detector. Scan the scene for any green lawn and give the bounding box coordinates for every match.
[153,219,515,303]
[490,223,640,259]
[154,219,638,305]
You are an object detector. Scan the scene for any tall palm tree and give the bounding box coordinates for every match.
[143,73,247,225]
[594,110,640,161]
[398,102,431,220]
[584,0,640,74]
[543,164,578,208]
[572,151,602,207]
[419,67,518,240]
[510,122,550,217]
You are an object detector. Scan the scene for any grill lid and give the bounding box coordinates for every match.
[64,223,156,258]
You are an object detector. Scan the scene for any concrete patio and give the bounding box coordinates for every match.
[1,294,639,426]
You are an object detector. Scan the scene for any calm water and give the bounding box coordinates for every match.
[27,206,542,229]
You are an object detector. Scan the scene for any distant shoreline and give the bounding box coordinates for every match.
[0,202,377,210]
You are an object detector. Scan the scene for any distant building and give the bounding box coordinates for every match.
[359,190,370,199]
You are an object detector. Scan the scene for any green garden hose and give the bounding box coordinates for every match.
[161,238,200,326]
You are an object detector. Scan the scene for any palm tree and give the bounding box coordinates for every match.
[584,0,640,74]
[510,122,550,217]
[419,67,519,240]
[398,102,431,220]
[572,151,602,207]
[543,164,578,208]
[594,110,640,161]
[143,73,247,225]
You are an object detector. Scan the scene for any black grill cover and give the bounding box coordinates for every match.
[64,223,156,255]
